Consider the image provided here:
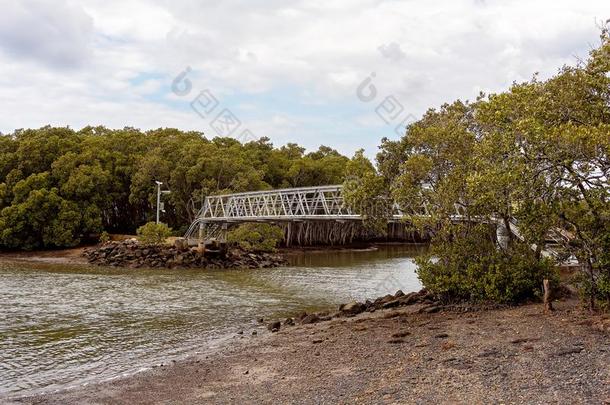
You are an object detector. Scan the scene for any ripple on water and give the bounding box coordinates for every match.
[0,245,424,397]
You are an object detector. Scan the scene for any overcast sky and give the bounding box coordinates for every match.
[0,0,607,156]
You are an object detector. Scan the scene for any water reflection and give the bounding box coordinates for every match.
[0,244,425,397]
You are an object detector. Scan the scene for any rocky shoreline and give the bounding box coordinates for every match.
[23,295,610,404]
[262,288,512,333]
[83,240,286,269]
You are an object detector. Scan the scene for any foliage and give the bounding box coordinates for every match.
[416,224,557,304]
[136,222,172,245]
[99,231,110,244]
[0,187,84,250]
[342,149,392,234]
[227,223,284,252]
[0,127,348,250]
[346,30,610,308]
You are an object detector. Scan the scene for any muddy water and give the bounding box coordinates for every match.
[0,244,425,398]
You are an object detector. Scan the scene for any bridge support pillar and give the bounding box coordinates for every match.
[220,223,228,243]
[197,222,205,254]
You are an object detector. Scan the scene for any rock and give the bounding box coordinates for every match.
[174,238,188,251]
[267,321,281,332]
[301,314,320,325]
[283,318,295,326]
[252,331,257,336]
[373,294,396,309]
[382,299,400,309]
[398,292,421,306]
[380,294,395,303]
[395,290,405,298]
[340,301,365,316]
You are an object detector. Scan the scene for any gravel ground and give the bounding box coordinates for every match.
[20,299,610,404]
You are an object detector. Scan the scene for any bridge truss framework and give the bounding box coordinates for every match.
[184,185,407,242]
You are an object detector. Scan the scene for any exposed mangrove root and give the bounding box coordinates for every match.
[280,221,428,247]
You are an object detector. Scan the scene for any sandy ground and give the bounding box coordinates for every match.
[0,247,89,265]
[18,299,610,405]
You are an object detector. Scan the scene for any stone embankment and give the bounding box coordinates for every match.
[265,289,460,332]
[84,240,286,269]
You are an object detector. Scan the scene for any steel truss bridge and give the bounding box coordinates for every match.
[183,184,574,264]
[184,185,404,241]
[184,184,472,242]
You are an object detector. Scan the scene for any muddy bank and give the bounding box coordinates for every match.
[0,247,89,265]
[84,240,286,269]
[21,296,610,404]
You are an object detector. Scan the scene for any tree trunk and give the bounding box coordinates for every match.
[543,279,553,313]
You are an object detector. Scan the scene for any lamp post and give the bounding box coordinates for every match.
[155,181,171,224]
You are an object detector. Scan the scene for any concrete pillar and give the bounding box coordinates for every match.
[197,223,205,254]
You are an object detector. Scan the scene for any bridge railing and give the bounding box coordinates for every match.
[195,185,354,220]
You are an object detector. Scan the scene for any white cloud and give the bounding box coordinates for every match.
[0,0,93,68]
[0,0,607,156]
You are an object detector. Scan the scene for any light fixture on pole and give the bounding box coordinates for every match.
[155,181,170,224]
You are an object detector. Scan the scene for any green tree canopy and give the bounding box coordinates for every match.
[345,30,610,307]
[0,126,349,250]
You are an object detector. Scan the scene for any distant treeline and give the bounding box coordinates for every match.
[0,127,349,250]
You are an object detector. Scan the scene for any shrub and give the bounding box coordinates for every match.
[227,223,284,252]
[597,272,610,310]
[575,270,610,311]
[99,231,110,244]
[416,224,558,305]
[136,222,172,245]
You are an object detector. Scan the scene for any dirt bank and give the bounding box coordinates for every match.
[20,298,610,404]
[0,247,89,265]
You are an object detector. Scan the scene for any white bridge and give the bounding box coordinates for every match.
[184,184,405,241]
[183,184,574,264]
